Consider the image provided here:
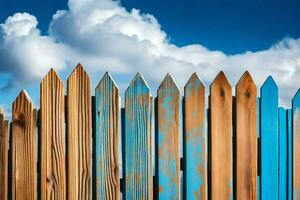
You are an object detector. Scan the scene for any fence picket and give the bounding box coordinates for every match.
[257,97,261,200]
[210,71,232,200]
[235,71,257,200]
[0,108,8,200]
[260,76,278,200]
[293,89,300,199]
[157,74,180,199]
[184,73,207,200]
[11,91,37,199]
[279,108,287,200]
[40,69,66,200]
[124,73,152,199]
[287,109,292,200]
[95,72,120,200]
[67,64,92,199]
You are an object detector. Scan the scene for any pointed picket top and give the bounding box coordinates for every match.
[41,68,63,85]
[261,76,278,91]
[158,73,180,96]
[0,106,3,115]
[13,90,33,106]
[67,63,90,82]
[292,89,300,109]
[236,71,256,95]
[184,72,204,95]
[126,72,150,94]
[210,71,231,90]
[96,72,118,90]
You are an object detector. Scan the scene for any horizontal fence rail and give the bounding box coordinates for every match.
[0,63,299,200]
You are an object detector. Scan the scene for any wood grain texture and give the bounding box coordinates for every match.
[124,73,151,199]
[287,109,292,200]
[95,72,120,200]
[260,76,278,200]
[157,74,180,200]
[293,89,300,199]
[67,64,92,200]
[209,71,232,200]
[0,108,8,200]
[11,90,37,200]
[184,73,207,200]
[235,71,257,200]
[278,108,287,200]
[40,69,66,200]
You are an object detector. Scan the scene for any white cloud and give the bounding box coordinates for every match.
[0,0,300,107]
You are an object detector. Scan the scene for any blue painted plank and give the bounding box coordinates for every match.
[257,97,261,200]
[157,74,180,199]
[260,76,279,200]
[124,73,152,199]
[293,89,300,199]
[184,73,207,200]
[95,72,120,200]
[287,109,292,200]
[279,107,287,200]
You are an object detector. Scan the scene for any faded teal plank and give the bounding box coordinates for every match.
[279,107,287,200]
[287,109,292,200]
[124,73,152,199]
[95,72,120,200]
[157,74,180,199]
[184,73,207,200]
[292,89,300,199]
[260,76,278,200]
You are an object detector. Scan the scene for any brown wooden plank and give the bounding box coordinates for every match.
[210,71,233,200]
[157,74,180,199]
[67,64,92,200]
[11,91,37,199]
[184,73,207,200]
[149,95,153,200]
[235,71,257,200]
[40,69,66,200]
[0,108,8,200]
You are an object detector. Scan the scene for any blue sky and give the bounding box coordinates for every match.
[0,0,300,117]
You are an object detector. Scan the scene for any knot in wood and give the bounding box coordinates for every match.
[220,88,225,97]
[245,90,251,98]
[13,113,26,128]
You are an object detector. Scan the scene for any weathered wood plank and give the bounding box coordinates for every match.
[157,74,180,199]
[278,107,287,200]
[67,64,92,200]
[0,108,8,200]
[260,76,278,200]
[293,89,300,199]
[287,109,292,200]
[184,73,207,200]
[95,72,120,200]
[210,71,232,200]
[235,71,257,200]
[124,73,151,199]
[11,90,37,199]
[40,69,66,200]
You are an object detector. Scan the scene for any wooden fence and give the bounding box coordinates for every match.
[0,63,299,200]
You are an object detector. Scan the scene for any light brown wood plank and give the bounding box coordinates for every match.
[11,91,37,200]
[40,69,66,200]
[210,71,233,200]
[235,71,257,200]
[67,64,92,200]
[0,108,8,200]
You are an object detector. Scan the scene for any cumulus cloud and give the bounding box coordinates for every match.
[0,0,300,106]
